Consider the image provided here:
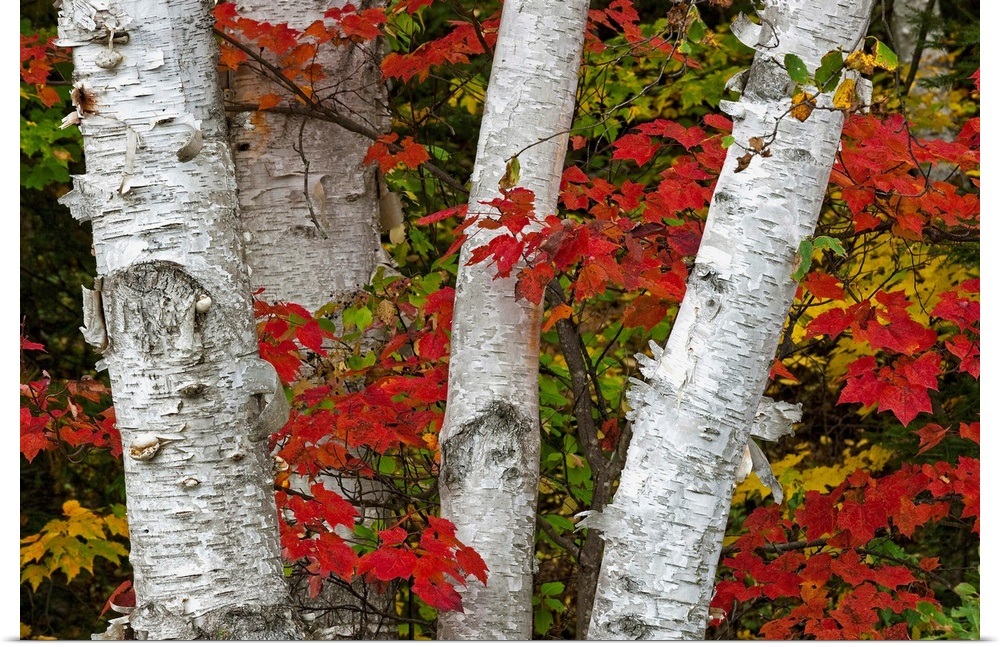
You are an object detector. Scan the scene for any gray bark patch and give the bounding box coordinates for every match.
[441,400,530,489]
[104,261,207,364]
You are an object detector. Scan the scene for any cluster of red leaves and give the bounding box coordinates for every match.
[800,271,978,430]
[464,116,729,332]
[20,33,67,107]
[381,11,500,82]
[711,459,979,639]
[833,114,979,238]
[255,298,335,383]
[364,133,431,175]
[357,516,488,612]
[20,337,120,462]
[278,483,487,611]
[797,115,980,433]
[255,279,484,611]
[213,2,389,94]
[585,0,700,66]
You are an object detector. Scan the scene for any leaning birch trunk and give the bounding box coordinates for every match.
[436,0,589,639]
[229,1,392,311]
[585,0,874,639]
[227,0,394,638]
[57,0,299,639]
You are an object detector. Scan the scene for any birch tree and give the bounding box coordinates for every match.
[225,0,394,637]
[585,0,876,639]
[228,0,391,312]
[436,0,590,638]
[56,0,299,639]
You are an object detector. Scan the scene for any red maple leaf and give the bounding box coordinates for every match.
[838,353,940,426]
[913,423,948,455]
[358,546,417,581]
[611,133,660,166]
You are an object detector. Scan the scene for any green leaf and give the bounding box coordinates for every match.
[534,607,553,635]
[687,17,706,43]
[542,514,575,533]
[791,239,813,281]
[376,455,397,475]
[812,235,846,256]
[540,581,565,597]
[871,38,899,71]
[784,53,810,85]
[343,305,373,331]
[954,582,978,597]
[499,156,520,191]
[545,598,566,612]
[721,135,735,148]
[815,50,843,92]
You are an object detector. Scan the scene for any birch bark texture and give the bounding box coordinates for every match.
[226,0,394,637]
[229,0,391,312]
[57,0,299,639]
[585,0,874,639]
[436,0,589,639]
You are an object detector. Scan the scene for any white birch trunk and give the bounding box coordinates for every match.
[436,0,589,639]
[230,0,390,312]
[57,0,299,639]
[586,0,874,639]
[226,1,394,638]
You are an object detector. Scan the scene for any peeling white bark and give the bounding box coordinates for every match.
[436,0,589,639]
[57,0,299,639]
[586,0,874,639]
[229,0,391,312]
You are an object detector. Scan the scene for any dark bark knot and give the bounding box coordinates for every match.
[441,400,530,489]
[692,264,729,319]
[610,614,652,639]
[104,261,210,364]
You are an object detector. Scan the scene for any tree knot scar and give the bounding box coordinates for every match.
[441,400,531,488]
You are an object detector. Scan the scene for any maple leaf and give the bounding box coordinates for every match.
[515,263,553,304]
[913,423,948,455]
[769,359,799,383]
[639,119,707,150]
[622,294,668,331]
[574,263,609,300]
[315,531,357,581]
[358,546,417,581]
[412,572,463,612]
[611,133,660,166]
[838,353,940,426]
[311,483,358,531]
[959,421,979,444]
[20,407,51,463]
[542,303,574,332]
[259,339,302,383]
[801,271,845,300]
[416,204,466,225]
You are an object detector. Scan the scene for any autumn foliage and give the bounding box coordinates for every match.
[21,0,978,639]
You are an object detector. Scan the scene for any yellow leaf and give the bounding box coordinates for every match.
[833,78,857,111]
[104,512,130,538]
[21,564,49,591]
[845,50,875,74]
[20,539,48,566]
[790,92,816,122]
